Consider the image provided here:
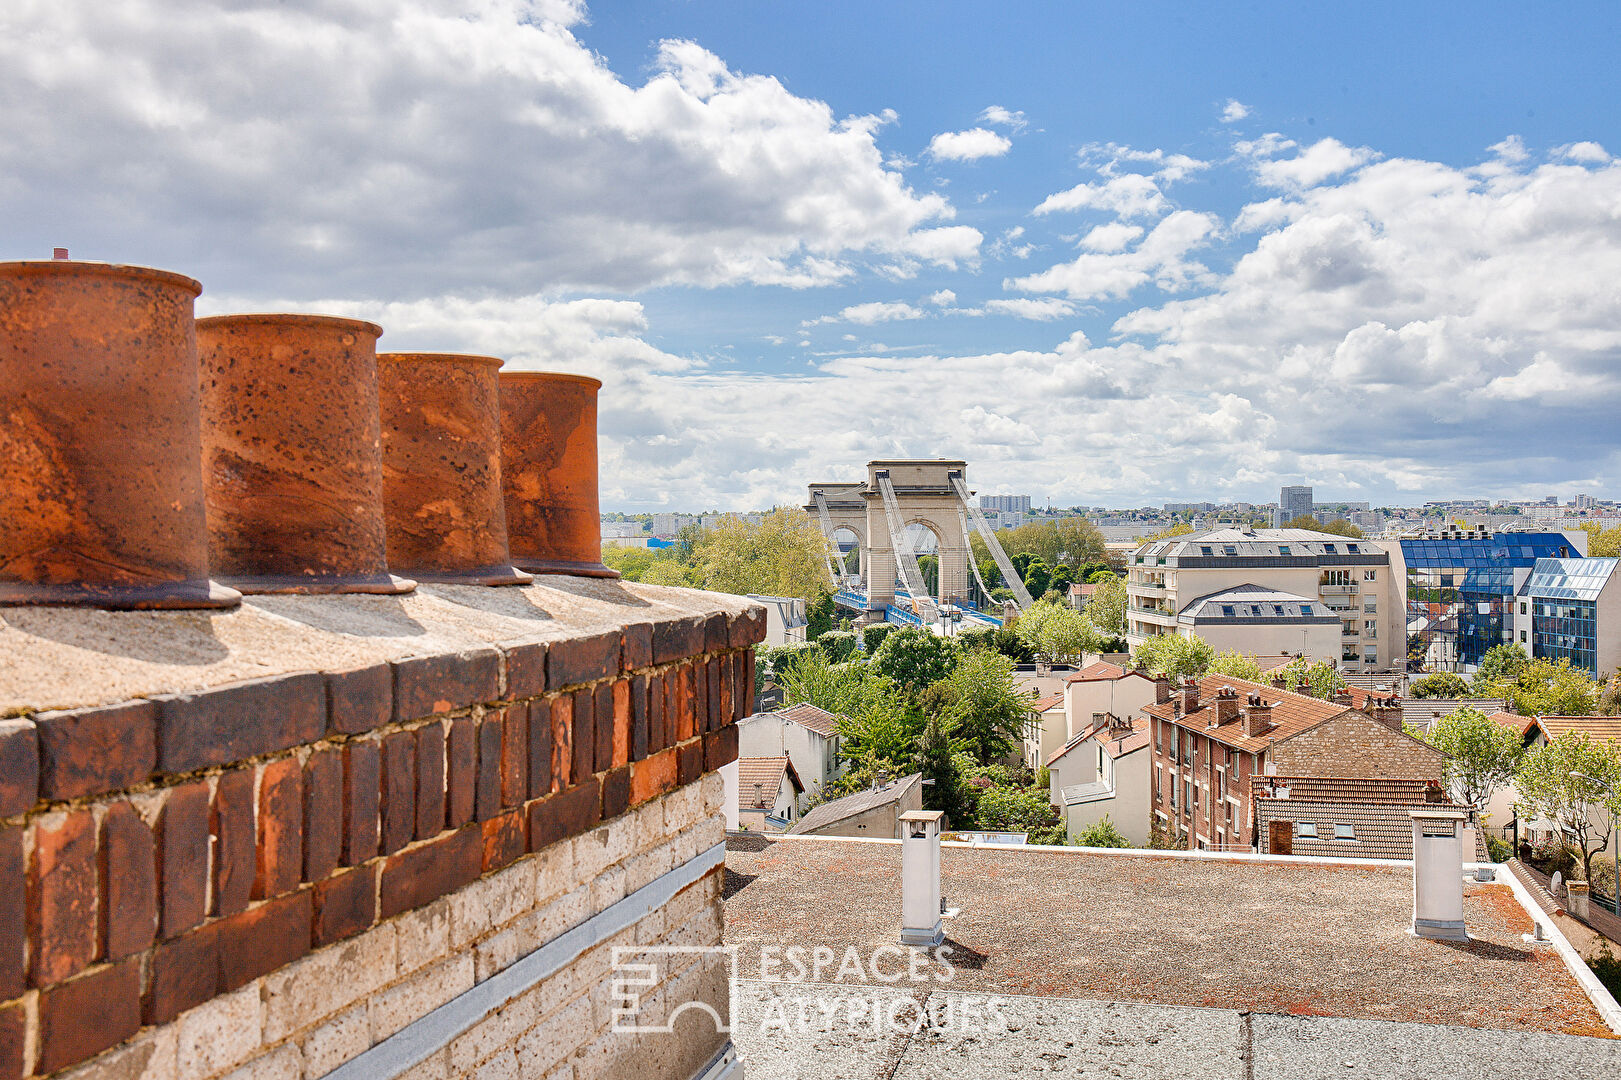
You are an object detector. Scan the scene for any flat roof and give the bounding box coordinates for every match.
[723,837,1614,1040]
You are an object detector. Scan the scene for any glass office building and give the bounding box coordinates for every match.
[1517,557,1619,679]
[1399,531,1581,672]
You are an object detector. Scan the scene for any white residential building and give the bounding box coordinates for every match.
[745,594,808,645]
[737,703,845,806]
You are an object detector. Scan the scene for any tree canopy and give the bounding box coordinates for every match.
[1087,576,1127,636]
[1422,706,1526,809]
[1579,521,1621,558]
[1014,599,1103,664]
[1132,633,1215,680]
[690,507,832,601]
[1207,650,1263,683]
[1476,655,1598,716]
[1515,732,1621,883]
[870,626,958,695]
[1411,672,1470,699]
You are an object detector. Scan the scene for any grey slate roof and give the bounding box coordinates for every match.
[788,773,920,835]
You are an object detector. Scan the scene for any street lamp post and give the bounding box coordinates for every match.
[1571,770,1620,917]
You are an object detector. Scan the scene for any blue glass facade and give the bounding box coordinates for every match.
[1399,532,1579,672]
[1520,557,1618,678]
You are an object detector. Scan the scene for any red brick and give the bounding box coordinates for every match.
[99,801,156,961]
[630,675,650,762]
[676,739,704,789]
[303,748,343,882]
[622,623,654,671]
[527,777,600,851]
[217,889,312,992]
[37,957,141,1074]
[481,809,526,872]
[570,689,594,783]
[28,808,97,986]
[212,768,255,917]
[157,781,210,938]
[342,740,381,866]
[0,828,22,1000]
[733,652,749,721]
[527,700,553,799]
[729,606,766,648]
[500,707,527,809]
[0,998,22,1080]
[704,725,739,772]
[416,721,447,841]
[0,721,35,819]
[546,632,619,691]
[593,684,616,774]
[719,658,733,729]
[35,700,157,803]
[703,659,720,734]
[393,649,500,721]
[380,731,416,856]
[475,715,502,823]
[157,672,324,773]
[610,680,631,768]
[601,765,630,821]
[144,922,218,1024]
[648,673,668,754]
[327,663,393,735]
[745,649,756,716]
[446,717,476,828]
[704,611,729,653]
[254,757,303,900]
[548,697,572,793]
[631,749,678,807]
[504,642,547,700]
[653,615,705,666]
[312,865,376,947]
[379,825,482,919]
[675,665,696,743]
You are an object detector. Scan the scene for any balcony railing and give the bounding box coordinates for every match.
[1319,583,1360,595]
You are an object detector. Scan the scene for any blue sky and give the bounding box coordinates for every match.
[5,1,1619,510]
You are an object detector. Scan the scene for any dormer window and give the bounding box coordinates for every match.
[1324,543,1337,553]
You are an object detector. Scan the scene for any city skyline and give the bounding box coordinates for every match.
[5,2,1619,510]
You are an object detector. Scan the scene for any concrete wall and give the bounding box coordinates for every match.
[736,714,838,808]
[1064,675,1159,739]
[1269,712,1447,780]
[1063,746,1152,846]
[1179,620,1340,661]
[806,778,924,839]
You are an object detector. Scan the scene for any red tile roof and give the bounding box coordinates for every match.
[736,756,803,807]
[1030,693,1065,713]
[1144,674,1353,754]
[1065,661,1152,684]
[1532,715,1621,745]
[1488,711,1538,737]
[775,702,843,737]
[1249,776,1450,805]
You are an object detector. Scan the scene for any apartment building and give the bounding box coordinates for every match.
[1145,675,1444,852]
[1125,527,1406,672]
[1511,557,1621,679]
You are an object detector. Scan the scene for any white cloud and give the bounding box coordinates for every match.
[926,127,1013,162]
[978,105,1029,132]
[1252,137,1379,189]
[835,301,927,325]
[0,0,973,296]
[1009,210,1219,300]
[926,290,957,306]
[1079,223,1145,252]
[982,297,1076,321]
[1034,174,1169,218]
[1556,141,1610,164]
[1221,100,1250,123]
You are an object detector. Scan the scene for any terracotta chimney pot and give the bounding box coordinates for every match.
[196,314,414,594]
[0,259,240,609]
[376,353,531,586]
[499,372,618,577]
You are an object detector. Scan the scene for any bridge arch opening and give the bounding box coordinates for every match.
[830,525,861,584]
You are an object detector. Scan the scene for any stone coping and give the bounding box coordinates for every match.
[0,578,757,715]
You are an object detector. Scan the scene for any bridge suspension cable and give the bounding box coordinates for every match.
[811,490,843,587]
[955,502,1000,611]
[950,476,1034,610]
[876,474,938,622]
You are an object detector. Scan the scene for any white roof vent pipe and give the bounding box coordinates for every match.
[899,810,945,947]
[1410,809,1469,942]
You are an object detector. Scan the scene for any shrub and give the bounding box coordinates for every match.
[1075,816,1131,848]
[1590,942,1621,1000]
[1485,835,1513,863]
[861,623,896,653]
[816,630,858,664]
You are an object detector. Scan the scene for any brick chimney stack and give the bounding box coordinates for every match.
[1369,695,1405,733]
[1243,693,1273,737]
[1154,674,1171,704]
[1332,688,1354,708]
[1213,685,1240,725]
[1180,679,1200,714]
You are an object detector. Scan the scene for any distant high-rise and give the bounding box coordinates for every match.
[979,494,1032,514]
[1276,486,1313,526]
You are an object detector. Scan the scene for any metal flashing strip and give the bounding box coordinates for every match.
[323,841,728,1080]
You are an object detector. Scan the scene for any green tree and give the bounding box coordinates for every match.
[1075,815,1131,848]
[1598,670,1621,717]
[815,630,858,664]
[944,648,1030,764]
[1515,732,1621,884]
[1479,656,1597,716]
[1021,556,1052,599]
[1088,576,1127,636]
[1280,515,1364,538]
[1578,521,1621,558]
[690,507,832,601]
[861,623,896,654]
[1276,656,1347,699]
[917,553,940,597]
[974,785,1059,834]
[916,715,973,826]
[1472,643,1530,691]
[871,627,958,695]
[1048,563,1075,597]
[805,591,837,640]
[1411,673,1470,699]
[991,518,1107,569]
[1207,650,1263,683]
[1132,633,1215,680]
[1014,599,1102,664]
[1423,706,1526,809]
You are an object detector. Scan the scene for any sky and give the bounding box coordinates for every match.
[4,0,1619,511]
